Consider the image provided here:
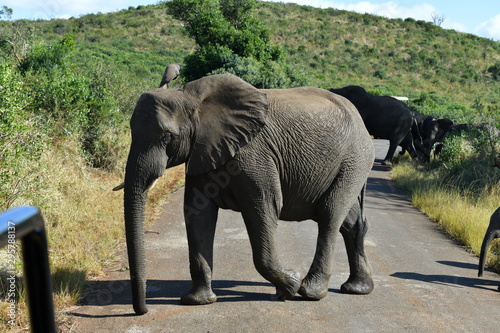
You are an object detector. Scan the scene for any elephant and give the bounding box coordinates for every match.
[421,116,453,161]
[478,207,500,291]
[409,112,453,162]
[159,63,181,88]
[329,85,420,165]
[119,73,375,315]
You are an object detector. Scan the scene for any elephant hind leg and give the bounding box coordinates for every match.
[297,215,337,300]
[299,203,361,301]
[299,163,373,300]
[339,188,373,295]
[242,208,302,300]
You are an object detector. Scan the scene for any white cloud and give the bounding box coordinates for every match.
[476,14,500,40]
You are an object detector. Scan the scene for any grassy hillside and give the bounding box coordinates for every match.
[1,1,499,331]
[4,1,499,104]
[265,5,499,101]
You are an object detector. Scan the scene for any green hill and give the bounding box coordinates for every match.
[4,1,499,106]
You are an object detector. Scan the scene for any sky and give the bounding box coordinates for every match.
[2,1,500,40]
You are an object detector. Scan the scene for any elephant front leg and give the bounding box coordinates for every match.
[339,201,374,295]
[181,188,219,305]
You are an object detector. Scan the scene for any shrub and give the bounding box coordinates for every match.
[167,0,300,87]
[374,69,387,79]
[0,63,49,210]
[209,53,306,88]
[435,128,499,191]
[18,34,75,74]
[487,62,500,80]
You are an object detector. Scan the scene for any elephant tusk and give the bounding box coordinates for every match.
[113,182,125,191]
[148,179,158,191]
[112,179,158,192]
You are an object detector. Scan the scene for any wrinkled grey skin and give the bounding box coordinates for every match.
[123,74,375,315]
[159,63,181,88]
[329,85,419,165]
[478,207,500,291]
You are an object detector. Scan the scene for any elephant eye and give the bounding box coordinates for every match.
[160,133,172,146]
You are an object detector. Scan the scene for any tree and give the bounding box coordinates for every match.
[166,0,305,88]
[0,5,13,19]
[431,12,445,26]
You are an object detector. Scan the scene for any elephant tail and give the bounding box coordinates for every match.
[478,208,500,277]
[358,183,367,226]
[478,233,493,277]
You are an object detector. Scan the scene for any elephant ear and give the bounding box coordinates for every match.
[184,74,268,175]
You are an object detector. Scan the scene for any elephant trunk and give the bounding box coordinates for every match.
[478,227,499,277]
[122,131,169,314]
[124,187,148,315]
[123,147,165,315]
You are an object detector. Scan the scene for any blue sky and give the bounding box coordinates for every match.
[2,1,500,40]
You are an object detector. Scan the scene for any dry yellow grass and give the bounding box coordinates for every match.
[392,161,499,267]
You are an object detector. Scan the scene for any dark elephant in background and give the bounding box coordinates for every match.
[478,207,500,291]
[118,74,375,315]
[330,85,420,165]
[410,112,453,162]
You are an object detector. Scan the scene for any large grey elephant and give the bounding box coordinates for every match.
[120,74,375,315]
[478,206,500,290]
[329,85,420,165]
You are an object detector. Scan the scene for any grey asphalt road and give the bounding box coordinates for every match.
[71,139,499,333]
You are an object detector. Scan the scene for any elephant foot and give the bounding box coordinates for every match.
[340,275,374,295]
[181,285,217,305]
[298,274,330,300]
[273,269,301,301]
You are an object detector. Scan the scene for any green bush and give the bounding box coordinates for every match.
[17,35,130,167]
[433,128,499,191]
[18,34,75,74]
[0,63,49,209]
[209,53,306,88]
[487,62,500,80]
[167,0,300,87]
[374,69,387,79]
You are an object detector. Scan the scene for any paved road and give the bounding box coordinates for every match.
[71,140,499,333]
